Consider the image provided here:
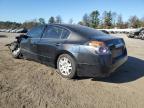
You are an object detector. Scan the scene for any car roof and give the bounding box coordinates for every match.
[47,24,107,38]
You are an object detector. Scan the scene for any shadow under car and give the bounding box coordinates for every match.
[91,56,144,83]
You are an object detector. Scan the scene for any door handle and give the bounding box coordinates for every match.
[55,43,61,46]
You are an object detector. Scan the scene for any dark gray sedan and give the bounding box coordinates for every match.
[9,24,128,79]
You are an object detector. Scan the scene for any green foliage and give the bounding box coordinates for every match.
[0,19,40,29]
[78,21,84,25]
[0,21,21,29]
[103,11,113,28]
[79,10,144,29]
[48,17,55,24]
[90,10,100,28]
[39,18,45,24]
[0,12,144,29]
[21,20,40,29]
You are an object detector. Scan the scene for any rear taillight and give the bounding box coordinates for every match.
[88,41,110,54]
[88,41,105,47]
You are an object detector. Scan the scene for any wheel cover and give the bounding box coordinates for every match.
[58,57,72,76]
[12,48,20,55]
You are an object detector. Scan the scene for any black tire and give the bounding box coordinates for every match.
[10,42,21,58]
[128,34,134,38]
[57,54,76,79]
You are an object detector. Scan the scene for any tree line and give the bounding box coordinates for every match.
[79,10,144,29]
[0,10,144,29]
[0,15,63,29]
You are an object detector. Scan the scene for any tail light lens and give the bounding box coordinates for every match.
[88,41,105,47]
[88,41,110,54]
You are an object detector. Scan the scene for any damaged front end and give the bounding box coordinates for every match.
[6,34,26,58]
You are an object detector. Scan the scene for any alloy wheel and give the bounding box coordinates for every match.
[58,57,72,76]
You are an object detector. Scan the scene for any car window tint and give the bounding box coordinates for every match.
[43,26,63,39]
[27,25,45,38]
[61,29,70,39]
[67,25,106,37]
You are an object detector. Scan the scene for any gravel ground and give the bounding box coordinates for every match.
[0,32,144,108]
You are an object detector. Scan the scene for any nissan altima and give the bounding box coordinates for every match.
[8,24,128,79]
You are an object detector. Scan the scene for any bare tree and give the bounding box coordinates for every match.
[128,16,141,28]
[69,18,73,24]
[112,12,117,27]
[55,15,62,24]
[141,17,144,27]
[117,14,123,28]
[82,13,91,27]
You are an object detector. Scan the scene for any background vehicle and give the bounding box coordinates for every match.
[7,24,127,79]
[128,28,144,39]
[99,30,109,34]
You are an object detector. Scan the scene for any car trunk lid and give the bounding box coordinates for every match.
[103,37,126,63]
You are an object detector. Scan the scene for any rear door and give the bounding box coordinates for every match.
[21,25,45,61]
[37,25,70,65]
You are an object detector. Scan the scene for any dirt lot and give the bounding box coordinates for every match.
[0,32,144,108]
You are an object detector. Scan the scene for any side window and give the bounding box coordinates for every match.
[43,26,62,39]
[27,25,45,38]
[61,29,70,39]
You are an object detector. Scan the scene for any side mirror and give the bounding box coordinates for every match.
[15,34,31,40]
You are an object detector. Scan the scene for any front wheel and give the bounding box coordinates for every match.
[9,42,21,58]
[57,54,76,79]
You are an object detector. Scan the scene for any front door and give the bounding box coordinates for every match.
[20,25,46,61]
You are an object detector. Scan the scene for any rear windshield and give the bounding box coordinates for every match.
[67,25,107,38]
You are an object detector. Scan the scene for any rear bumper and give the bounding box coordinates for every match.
[77,55,128,78]
[110,55,128,73]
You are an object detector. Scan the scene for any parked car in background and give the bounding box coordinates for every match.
[128,28,144,39]
[0,29,6,32]
[0,28,27,33]
[7,24,127,79]
[11,29,16,33]
[99,30,109,34]
[16,28,27,33]
[139,30,144,40]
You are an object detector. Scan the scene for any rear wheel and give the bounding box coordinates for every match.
[57,54,76,79]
